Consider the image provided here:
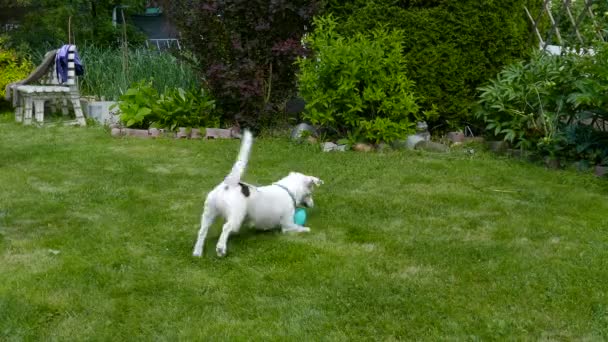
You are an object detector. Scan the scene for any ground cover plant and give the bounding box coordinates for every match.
[0,111,607,340]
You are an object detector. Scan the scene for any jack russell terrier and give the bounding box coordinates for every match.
[192,130,323,257]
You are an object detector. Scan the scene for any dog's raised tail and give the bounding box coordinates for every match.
[224,129,253,186]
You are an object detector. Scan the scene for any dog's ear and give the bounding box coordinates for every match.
[307,176,324,187]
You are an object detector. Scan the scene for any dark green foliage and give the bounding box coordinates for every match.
[476,52,566,150]
[297,16,422,143]
[6,0,147,54]
[563,123,608,166]
[324,0,543,130]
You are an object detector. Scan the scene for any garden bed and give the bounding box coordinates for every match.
[110,126,236,140]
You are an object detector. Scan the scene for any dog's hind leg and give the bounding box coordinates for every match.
[280,218,310,233]
[216,211,246,257]
[193,203,217,257]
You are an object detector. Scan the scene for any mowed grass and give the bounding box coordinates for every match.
[0,113,607,340]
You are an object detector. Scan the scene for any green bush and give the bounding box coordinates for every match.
[113,80,158,129]
[325,0,543,130]
[155,88,219,130]
[297,16,422,144]
[0,37,33,99]
[475,52,566,150]
[476,42,608,164]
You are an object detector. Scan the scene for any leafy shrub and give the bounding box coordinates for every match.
[113,80,220,130]
[154,88,219,130]
[476,52,566,150]
[0,37,33,99]
[476,42,608,163]
[297,16,421,144]
[324,0,544,130]
[113,80,158,129]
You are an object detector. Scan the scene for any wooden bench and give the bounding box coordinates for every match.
[5,45,86,126]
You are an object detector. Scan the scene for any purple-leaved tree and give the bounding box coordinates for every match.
[162,0,322,128]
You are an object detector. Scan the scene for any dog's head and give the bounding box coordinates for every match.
[284,172,324,208]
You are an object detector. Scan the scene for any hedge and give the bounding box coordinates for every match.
[325,0,543,130]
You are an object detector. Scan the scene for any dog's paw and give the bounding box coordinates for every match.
[301,226,311,233]
[216,246,227,258]
[192,249,203,257]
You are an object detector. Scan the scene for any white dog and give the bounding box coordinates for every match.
[192,130,323,257]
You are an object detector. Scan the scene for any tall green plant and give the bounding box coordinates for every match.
[78,46,199,101]
[567,43,608,123]
[297,16,421,143]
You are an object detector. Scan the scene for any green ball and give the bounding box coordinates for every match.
[294,208,307,225]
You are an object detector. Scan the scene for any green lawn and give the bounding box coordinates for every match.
[1,112,607,340]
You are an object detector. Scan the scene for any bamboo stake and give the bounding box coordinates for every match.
[564,0,586,45]
[524,6,545,47]
[544,1,563,45]
[68,16,72,45]
[584,0,605,42]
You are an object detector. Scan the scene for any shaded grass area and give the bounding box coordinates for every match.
[0,112,607,340]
